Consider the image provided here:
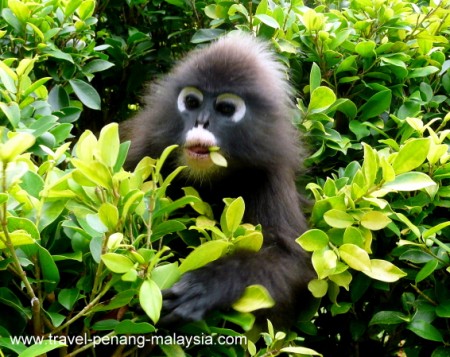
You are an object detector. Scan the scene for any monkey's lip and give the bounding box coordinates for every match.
[185,144,211,159]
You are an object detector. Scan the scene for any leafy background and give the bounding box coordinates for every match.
[0,0,449,356]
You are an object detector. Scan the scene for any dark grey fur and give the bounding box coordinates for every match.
[121,33,314,327]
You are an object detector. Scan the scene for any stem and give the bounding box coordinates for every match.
[90,232,111,299]
[146,193,156,249]
[47,281,112,337]
[410,284,438,306]
[248,1,253,33]
[35,160,56,229]
[0,161,41,335]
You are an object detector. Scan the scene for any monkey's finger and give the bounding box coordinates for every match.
[159,305,205,327]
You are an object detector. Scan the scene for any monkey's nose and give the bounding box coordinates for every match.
[195,112,210,129]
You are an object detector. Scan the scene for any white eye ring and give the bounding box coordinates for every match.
[177,87,203,113]
[215,93,246,122]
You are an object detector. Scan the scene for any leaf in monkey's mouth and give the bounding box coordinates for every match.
[184,143,227,169]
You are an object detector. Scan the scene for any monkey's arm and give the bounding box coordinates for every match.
[159,245,312,326]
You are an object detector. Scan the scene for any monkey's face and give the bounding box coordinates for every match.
[176,86,247,177]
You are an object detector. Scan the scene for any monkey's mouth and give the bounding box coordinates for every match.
[185,144,211,159]
[184,143,216,171]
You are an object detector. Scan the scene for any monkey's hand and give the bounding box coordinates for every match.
[159,261,245,326]
[159,247,312,327]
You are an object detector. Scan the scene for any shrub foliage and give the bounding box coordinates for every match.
[0,0,450,356]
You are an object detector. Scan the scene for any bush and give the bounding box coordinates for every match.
[0,0,449,356]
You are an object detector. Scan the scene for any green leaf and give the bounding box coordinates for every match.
[355,40,376,57]
[106,233,123,250]
[152,263,181,290]
[0,230,34,249]
[280,347,323,356]
[151,220,186,242]
[83,59,115,74]
[364,259,407,282]
[0,102,20,128]
[308,87,336,113]
[339,244,371,272]
[18,340,66,357]
[0,132,36,162]
[407,66,439,78]
[1,8,23,32]
[71,159,113,190]
[324,209,354,228]
[331,302,352,316]
[233,231,263,252]
[44,49,74,63]
[0,337,26,355]
[312,248,338,279]
[361,143,378,188]
[38,200,67,231]
[22,77,51,98]
[179,240,231,274]
[97,123,120,168]
[114,141,130,173]
[76,0,95,20]
[101,253,135,274]
[254,14,280,29]
[210,151,227,167]
[297,229,329,251]
[58,288,80,310]
[308,279,328,298]
[91,290,135,312]
[121,269,138,282]
[48,85,70,111]
[99,203,119,231]
[392,138,430,174]
[415,259,439,283]
[232,285,275,312]
[436,300,450,318]
[329,270,352,290]
[382,172,436,191]
[8,0,30,23]
[38,246,60,293]
[86,214,108,234]
[360,211,392,230]
[310,63,321,93]
[407,320,443,342]
[224,197,245,235]
[369,310,408,325]
[64,0,83,16]
[7,217,39,240]
[69,79,101,110]
[120,190,145,222]
[75,130,97,161]
[343,226,364,247]
[0,67,17,94]
[91,319,119,331]
[139,279,162,324]
[114,320,156,335]
[358,90,392,120]
[191,29,225,44]
[423,221,450,239]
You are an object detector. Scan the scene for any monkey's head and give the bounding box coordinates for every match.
[124,32,302,181]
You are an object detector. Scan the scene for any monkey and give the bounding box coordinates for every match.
[120,32,315,327]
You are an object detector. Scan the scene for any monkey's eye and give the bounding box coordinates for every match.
[178,87,203,112]
[215,102,235,116]
[185,95,201,110]
[215,94,246,122]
